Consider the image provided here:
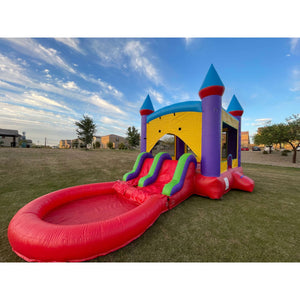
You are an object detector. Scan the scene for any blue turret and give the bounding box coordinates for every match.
[227,95,244,167]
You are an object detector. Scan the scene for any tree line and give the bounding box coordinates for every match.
[75,114,140,150]
[254,114,300,163]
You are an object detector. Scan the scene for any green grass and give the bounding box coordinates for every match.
[1,148,299,262]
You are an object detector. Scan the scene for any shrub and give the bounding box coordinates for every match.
[107,141,114,149]
[281,150,289,156]
[262,150,268,154]
[118,143,127,150]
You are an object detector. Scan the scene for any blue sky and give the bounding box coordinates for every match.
[0,38,299,145]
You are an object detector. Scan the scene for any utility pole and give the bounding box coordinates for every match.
[45,137,47,148]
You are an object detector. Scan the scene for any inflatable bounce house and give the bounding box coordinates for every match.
[8,64,254,262]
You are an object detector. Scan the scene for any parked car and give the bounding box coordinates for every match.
[252,146,261,151]
[264,146,274,152]
[241,147,249,151]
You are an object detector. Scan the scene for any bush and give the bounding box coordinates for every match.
[118,143,127,150]
[263,150,268,154]
[107,141,114,149]
[281,150,289,156]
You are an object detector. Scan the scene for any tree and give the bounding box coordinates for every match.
[75,115,96,149]
[283,114,300,163]
[254,125,277,153]
[254,114,300,163]
[126,126,140,149]
[72,139,79,148]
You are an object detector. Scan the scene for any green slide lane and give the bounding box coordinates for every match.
[162,153,195,196]
[138,152,170,187]
[123,152,148,181]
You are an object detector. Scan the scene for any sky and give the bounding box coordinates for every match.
[0,37,300,145]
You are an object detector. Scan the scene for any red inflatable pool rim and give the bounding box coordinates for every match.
[8,182,168,262]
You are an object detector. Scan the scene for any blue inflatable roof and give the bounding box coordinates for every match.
[140,94,154,112]
[200,64,224,91]
[227,95,244,112]
[147,101,202,123]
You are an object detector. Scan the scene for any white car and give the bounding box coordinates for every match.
[264,146,274,151]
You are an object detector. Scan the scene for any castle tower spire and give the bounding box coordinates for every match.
[199,64,224,177]
[227,95,244,167]
[140,95,154,152]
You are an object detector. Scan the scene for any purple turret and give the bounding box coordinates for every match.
[227,95,244,167]
[199,64,225,177]
[140,94,154,152]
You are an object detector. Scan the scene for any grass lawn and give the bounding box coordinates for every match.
[0,148,299,262]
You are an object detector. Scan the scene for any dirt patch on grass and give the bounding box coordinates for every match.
[241,150,300,168]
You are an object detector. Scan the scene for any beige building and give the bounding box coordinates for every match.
[59,135,127,149]
[59,140,72,149]
[241,131,250,147]
[0,129,21,147]
[100,134,126,149]
[92,136,101,148]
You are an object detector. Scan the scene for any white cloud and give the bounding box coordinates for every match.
[101,116,120,125]
[289,83,300,92]
[1,90,74,114]
[148,88,164,104]
[290,38,299,53]
[55,38,84,54]
[62,81,79,90]
[89,39,162,85]
[0,52,34,87]
[89,95,126,115]
[5,38,76,73]
[0,53,132,120]
[289,67,300,92]
[100,116,129,129]
[24,92,73,112]
[0,102,78,145]
[0,80,16,89]
[184,38,193,47]
[124,40,160,85]
[95,78,123,99]
[90,39,125,68]
[252,118,272,126]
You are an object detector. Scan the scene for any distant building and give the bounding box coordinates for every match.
[59,140,72,149]
[59,134,127,149]
[241,131,250,147]
[100,134,127,149]
[20,132,32,148]
[92,136,101,148]
[0,128,21,147]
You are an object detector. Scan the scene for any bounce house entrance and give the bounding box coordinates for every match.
[151,134,197,161]
[221,122,238,171]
